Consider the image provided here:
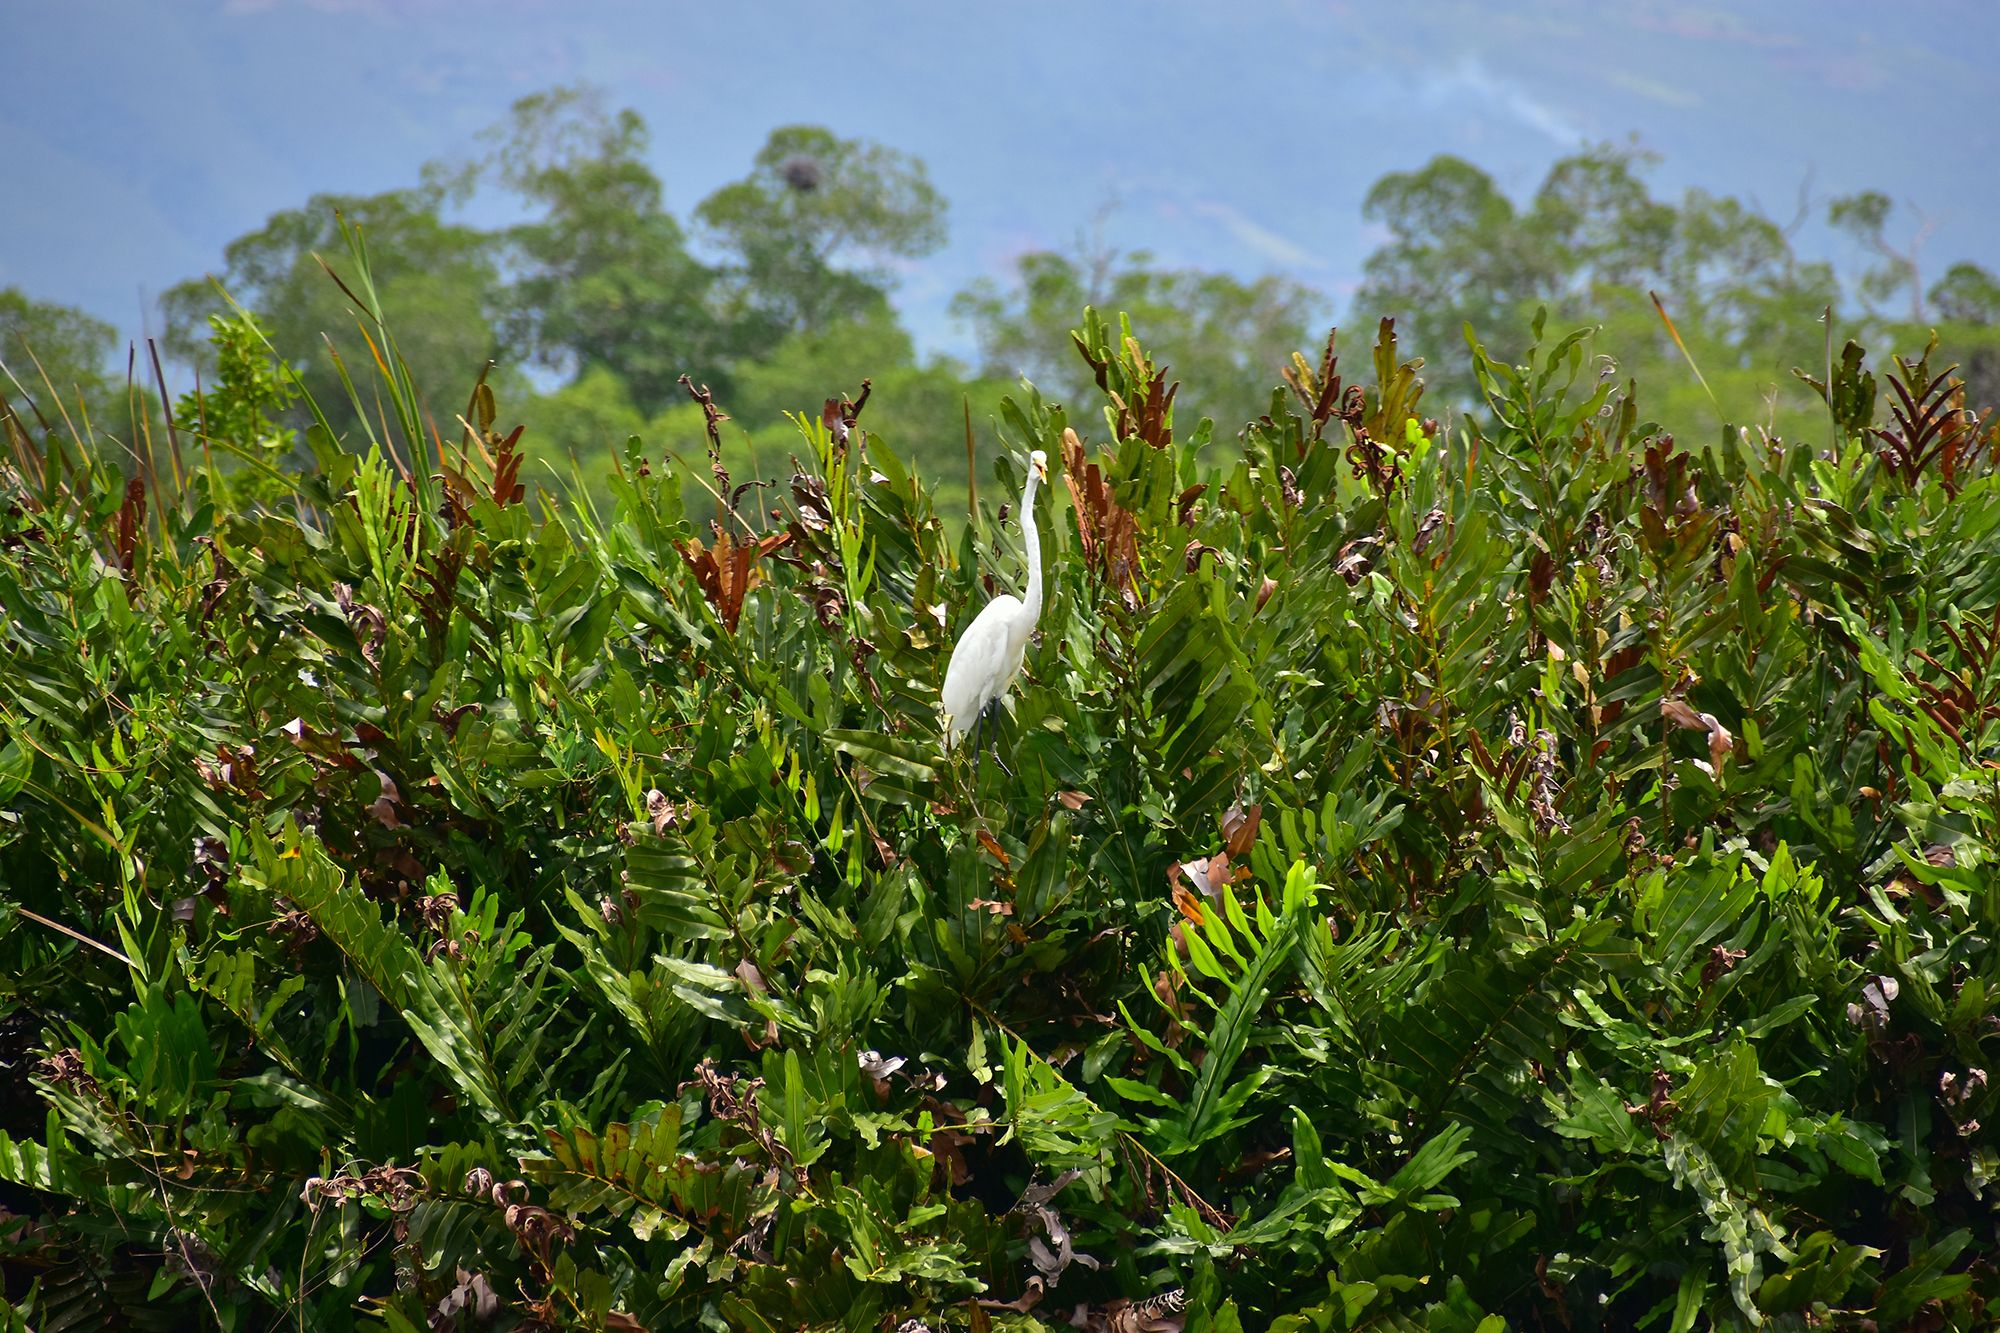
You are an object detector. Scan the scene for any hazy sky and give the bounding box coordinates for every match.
[5,0,1997,362]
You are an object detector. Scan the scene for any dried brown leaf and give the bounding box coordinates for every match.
[975,828,1011,867]
[1061,428,1140,589]
[675,528,792,633]
[645,788,677,836]
[1170,883,1205,927]
[1222,803,1262,857]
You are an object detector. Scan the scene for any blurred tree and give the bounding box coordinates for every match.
[0,288,122,439]
[159,186,510,448]
[1531,147,1678,291]
[1660,190,1833,353]
[470,87,729,413]
[1820,197,1999,414]
[731,299,915,430]
[953,244,1321,436]
[696,126,947,340]
[516,366,650,469]
[1918,261,2000,411]
[1828,190,1933,323]
[1354,153,1562,387]
[729,297,1008,498]
[1930,261,2000,326]
[1354,146,1841,425]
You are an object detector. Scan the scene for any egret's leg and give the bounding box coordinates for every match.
[969,706,986,779]
[987,700,1012,778]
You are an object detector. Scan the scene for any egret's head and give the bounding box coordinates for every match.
[1029,449,1049,481]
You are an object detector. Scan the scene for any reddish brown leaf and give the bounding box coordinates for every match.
[674,528,792,633]
[1528,550,1557,598]
[929,1125,975,1187]
[1661,699,1733,772]
[1278,465,1304,509]
[1222,803,1262,857]
[1060,428,1140,590]
[1178,851,1246,901]
[1411,507,1447,555]
[820,379,872,448]
[975,829,1011,867]
[1170,883,1205,926]
[367,771,403,829]
[1335,536,1375,585]
[1660,699,1705,731]
[977,1275,1046,1314]
[489,424,527,506]
[1705,719,1735,772]
[114,475,146,581]
[1174,484,1207,526]
[435,702,481,737]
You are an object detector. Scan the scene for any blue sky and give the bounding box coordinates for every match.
[4,0,1997,363]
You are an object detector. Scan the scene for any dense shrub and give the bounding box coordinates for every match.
[2,248,1998,1330]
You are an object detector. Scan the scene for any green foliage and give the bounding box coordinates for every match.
[0,286,123,436]
[174,311,298,453]
[5,215,2000,1333]
[473,86,734,412]
[1355,144,1845,429]
[953,244,1323,438]
[159,181,520,463]
[727,302,1013,503]
[696,124,949,340]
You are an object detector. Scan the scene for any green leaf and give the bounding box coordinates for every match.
[260,825,534,1125]
[521,1104,688,1243]
[1172,860,1316,1151]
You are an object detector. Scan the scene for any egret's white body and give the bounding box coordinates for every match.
[942,451,1048,746]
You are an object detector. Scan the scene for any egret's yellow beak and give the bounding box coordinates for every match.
[1030,450,1049,482]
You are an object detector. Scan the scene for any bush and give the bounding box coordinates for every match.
[2,255,1998,1331]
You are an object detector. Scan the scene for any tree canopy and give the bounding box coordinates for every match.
[475,87,729,415]
[696,124,949,340]
[954,243,1324,437]
[15,90,1998,517]
[0,286,124,443]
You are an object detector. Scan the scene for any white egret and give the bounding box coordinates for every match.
[941,449,1050,751]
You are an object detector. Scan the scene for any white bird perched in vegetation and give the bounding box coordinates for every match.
[941,449,1050,750]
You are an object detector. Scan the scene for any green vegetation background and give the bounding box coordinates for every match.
[3,85,2000,1333]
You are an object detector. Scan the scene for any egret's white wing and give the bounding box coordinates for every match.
[941,594,1024,743]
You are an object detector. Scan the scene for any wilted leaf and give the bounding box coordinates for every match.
[675,527,792,633]
[367,770,402,829]
[646,788,678,836]
[1061,427,1139,589]
[975,828,1011,867]
[1221,803,1262,857]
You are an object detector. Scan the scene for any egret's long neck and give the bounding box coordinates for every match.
[1019,470,1043,623]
